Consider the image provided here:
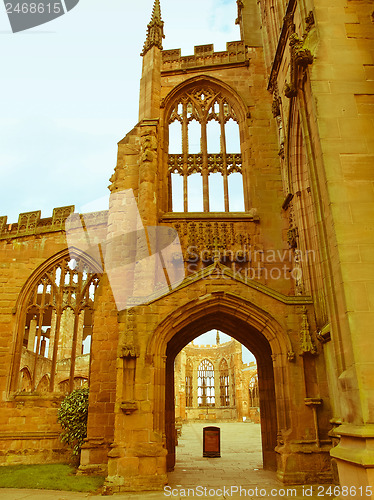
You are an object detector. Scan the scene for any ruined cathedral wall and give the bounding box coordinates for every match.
[0,207,107,465]
[256,0,374,488]
[176,340,245,422]
[259,0,374,428]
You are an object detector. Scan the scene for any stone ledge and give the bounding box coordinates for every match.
[331,423,374,439]
[161,211,259,222]
[0,208,108,240]
[0,431,60,440]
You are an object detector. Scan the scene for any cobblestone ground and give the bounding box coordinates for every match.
[0,422,334,499]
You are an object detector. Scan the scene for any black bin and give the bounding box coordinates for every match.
[203,426,221,458]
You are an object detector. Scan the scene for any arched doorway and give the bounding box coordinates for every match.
[145,289,331,488]
[164,309,278,473]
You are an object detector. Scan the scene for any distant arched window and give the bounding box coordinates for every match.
[19,367,32,392]
[197,359,215,407]
[37,374,50,393]
[58,376,88,394]
[219,359,230,407]
[16,253,100,394]
[185,360,193,408]
[168,85,244,213]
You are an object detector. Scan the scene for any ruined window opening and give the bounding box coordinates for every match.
[168,86,244,212]
[188,173,204,212]
[169,120,182,154]
[209,172,225,212]
[185,361,193,408]
[225,118,240,153]
[228,172,245,211]
[231,370,236,406]
[197,358,215,407]
[219,358,230,407]
[207,119,221,153]
[171,173,184,212]
[17,255,100,394]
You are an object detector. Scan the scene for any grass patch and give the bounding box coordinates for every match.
[0,463,105,492]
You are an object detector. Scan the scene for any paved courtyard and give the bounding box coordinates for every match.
[0,422,334,499]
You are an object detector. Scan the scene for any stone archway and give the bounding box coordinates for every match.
[147,292,293,479]
[104,284,332,491]
[165,312,278,472]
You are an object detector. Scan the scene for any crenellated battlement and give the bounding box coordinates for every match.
[162,41,248,72]
[187,340,234,349]
[0,206,108,240]
[242,361,257,369]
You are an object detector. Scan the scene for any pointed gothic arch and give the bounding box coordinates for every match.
[161,75,250,213]
[9,248,102,394]
[197,358,215,407]
[147,291,294,474]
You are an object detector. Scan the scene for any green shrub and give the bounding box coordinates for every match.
[58,387,89,456]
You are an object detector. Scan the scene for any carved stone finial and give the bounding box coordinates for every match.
[141,0,165,56]
[299,306,317,356]
[305,11,315,33]
[287,351,296,362]
[285,33,314,99]
[216,330,220,345]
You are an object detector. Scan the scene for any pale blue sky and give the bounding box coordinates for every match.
[0,0,240,223]
[194,330,256,364]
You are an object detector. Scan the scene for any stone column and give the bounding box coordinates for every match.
[27,318,37,351]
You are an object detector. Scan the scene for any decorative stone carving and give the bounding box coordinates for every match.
[172,220,255,265]
[141,0,164,56]
[140,129,157,164]
[235,0,244,25]
[194,44,214,56]
[284,82,298,99]
[317,324,331,344]
[287,227,299,249]
[305,11,315,34]
[283,12,296,34]
[272,97,281,118]
[162,49,181,63]
[120,309,139,358]
[0,216,7,234]
[52,205,75,228]
[299,307,317,356]
[285,33,314,99]
[287,351,296,362]
[120,401,137,415]
[168,153,242,176]
[290,33,314,68]
[17,211,41,234]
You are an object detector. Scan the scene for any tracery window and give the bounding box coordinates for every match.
[219,358,230,406]
[168,86,244,213]
[17,254,100,394]
[185,360,193,408]
[197,359,215,407]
